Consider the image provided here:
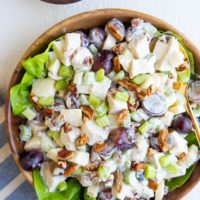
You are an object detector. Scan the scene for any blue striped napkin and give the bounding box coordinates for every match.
[0,96,37,200]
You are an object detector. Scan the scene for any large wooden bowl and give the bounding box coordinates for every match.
[5,9,200,200]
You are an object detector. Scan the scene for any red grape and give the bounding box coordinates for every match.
[89,28,106,48]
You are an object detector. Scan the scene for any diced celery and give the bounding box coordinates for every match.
[38,96,54,107]
[131,74,148,85]
[89,94,101,108]
[73,167,84,175]
[19,125,32,142]
[123,171,136,185]
[83,72,96,84]
[114,70,125,81]
[55,79,68,91]
[177,69,190,83]
[58,66,74,78]
[138,121,152,134]
[165,164,178,174]
[95,102,108,116]
[96,69,105,82]
[48,130,60,140]
[57,181,68,191]
[144,165,156,179]
[80,94,89,105]
[98,165,109,179]
[159,154,171,168]
[88,44,98,55]
[21,107,37,120]
[115,91,129,102]
[95,115,110,127]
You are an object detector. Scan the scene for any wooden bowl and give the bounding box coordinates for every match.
[5,9,200,200]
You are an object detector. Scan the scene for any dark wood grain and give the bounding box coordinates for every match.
[5,9,200,199]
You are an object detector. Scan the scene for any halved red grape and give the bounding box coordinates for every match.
[89,28,106,48]
[20,150,44,171]
[142,94,167,117]
[76,31,90,47]
[188,81,200,103]
[106,18,125,41]
[109,127,135,151]
[172,115,192,134]
[92,50,114,74]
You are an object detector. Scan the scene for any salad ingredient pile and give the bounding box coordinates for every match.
[10,17,200,200]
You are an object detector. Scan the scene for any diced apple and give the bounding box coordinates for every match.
[24,135,41,151]
[102,33,116,50]
[68,150,90,166]
[47,148,62,162]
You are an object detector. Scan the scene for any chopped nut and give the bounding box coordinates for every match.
[42,108,53,117]
[29,94,42,112]
[81,105,94,120]
[64,164,79,177]
[63,123,72,133]
[178,152,187,164]
[135,163,146,171]
[148,180,158,191]
[137,90,147,100]
[150,37,158,52]
[117,109,129,123]
[85,162,100,171]
[113,171,123,193]
[76,134,89,147]
[68,83,78,97]
[158,129,170,152]
[128,96,139,112]
[57,160,67,169]
[118,80,140,92]
[146,85,159,96]
[58,149,74,160]
[107,23,123,41]
[112,42,126,55]
[147,148,158,157]
[176,62,188,72]
[93,142,108,153]
[113,56,121,72]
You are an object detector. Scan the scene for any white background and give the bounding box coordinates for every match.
[0,0,200,199]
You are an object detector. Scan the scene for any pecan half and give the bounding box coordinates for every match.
[76,134,89,147]
[81,105,94,120]
[158,129,170,152]
[107,23,123,41]
[148,180,158,191]
[113,171,123,193]
[63,123,72,133]
[118,80,140,92]
[64,164,79,177]
[58,149,74,160]
[93,142,108,153]
[113,56,121,72]
[85,162,100,171]
[117,109,129,123]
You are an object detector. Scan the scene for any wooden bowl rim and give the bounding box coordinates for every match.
[5,8,200,200]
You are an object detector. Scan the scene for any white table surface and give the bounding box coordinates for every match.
[0,0,199,199]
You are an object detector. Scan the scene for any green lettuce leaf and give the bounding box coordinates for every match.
[10,82,32,115]
[21,72,35,85]
[185,131,199,147]
[33,170,82,200]
[155,30,195,75]
[22,42,54,78]
[165,164,196,191]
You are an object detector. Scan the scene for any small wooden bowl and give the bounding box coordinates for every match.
[5,9,200,200]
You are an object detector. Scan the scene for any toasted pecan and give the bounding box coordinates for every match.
[64,164,79,177]
[118,80,140,92]
[107,23,123,41]
[63,123,72,133]
[42,108,53,117]
[158,129,170,152]
[81,105,94,120]
[93,142,108,153]
[113,56,121,72]
[113,171,123,193]
[148,180,158,191]
[76,134,89,147]
[29,94,42,112]
[117,109,129,123]
[128,96,139,112]
[58,149,74,160]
